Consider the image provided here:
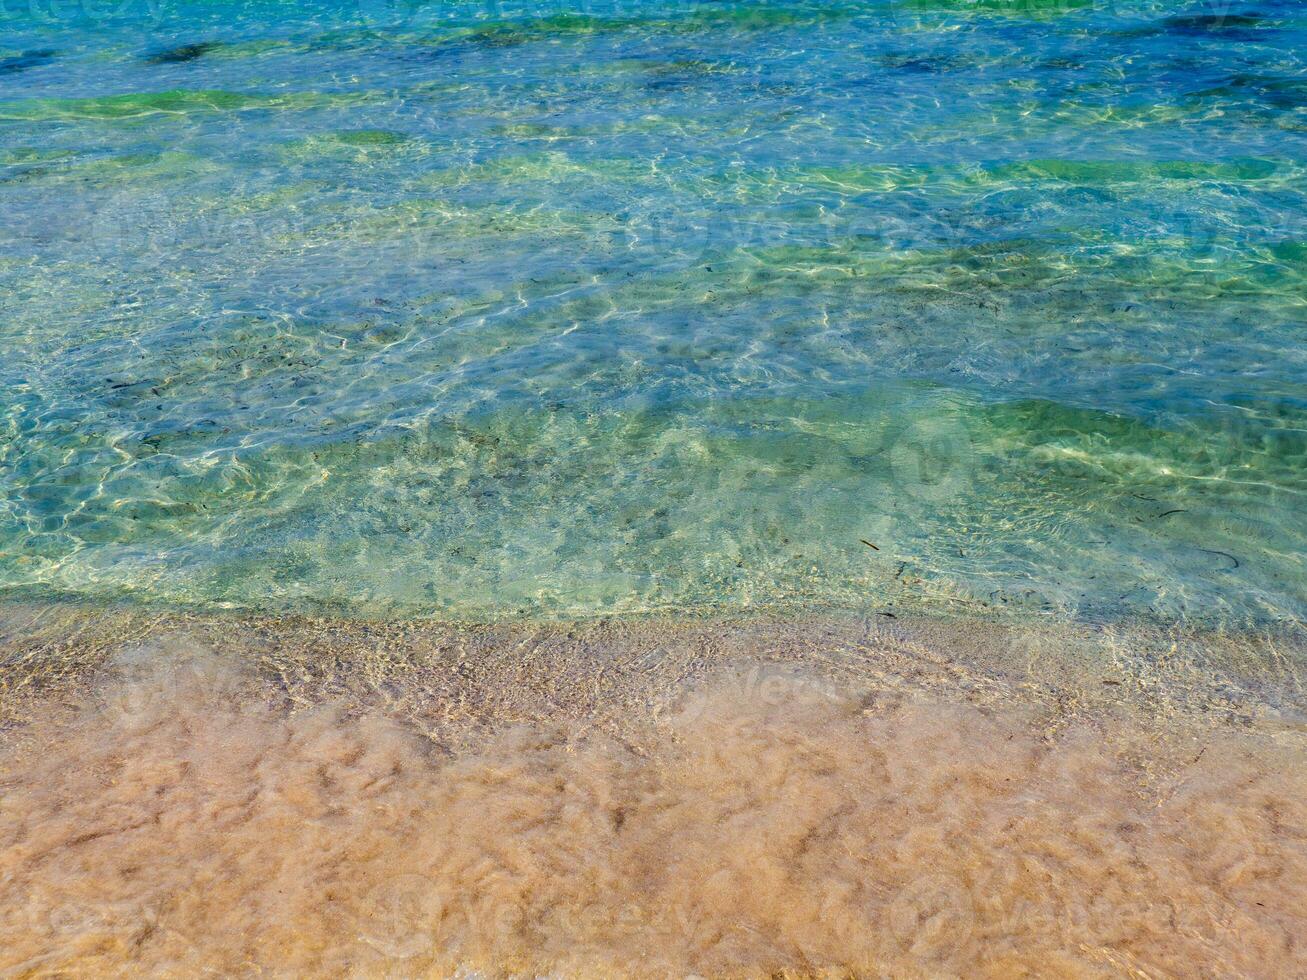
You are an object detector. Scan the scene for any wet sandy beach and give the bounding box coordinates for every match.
[2,605,1304,977]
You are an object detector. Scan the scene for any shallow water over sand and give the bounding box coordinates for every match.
[2,0,1306,624]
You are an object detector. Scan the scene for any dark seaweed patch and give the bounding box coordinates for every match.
[434,5,839,54]
[1038,57,1085,70]
[143,42,224,65]
[1161,12,1266,31]
[642,59,734,91]
[0,49,56,75]
[1195,74,1307,110]
[1119,11,1272,39]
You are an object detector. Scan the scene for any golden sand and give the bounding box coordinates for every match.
[1,607,1304,977]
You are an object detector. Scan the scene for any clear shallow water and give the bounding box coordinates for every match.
[1,0,1304,622]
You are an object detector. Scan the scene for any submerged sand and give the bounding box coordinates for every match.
[1,605,1305,977]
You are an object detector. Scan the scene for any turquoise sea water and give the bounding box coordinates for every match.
[1,0,1304,623]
